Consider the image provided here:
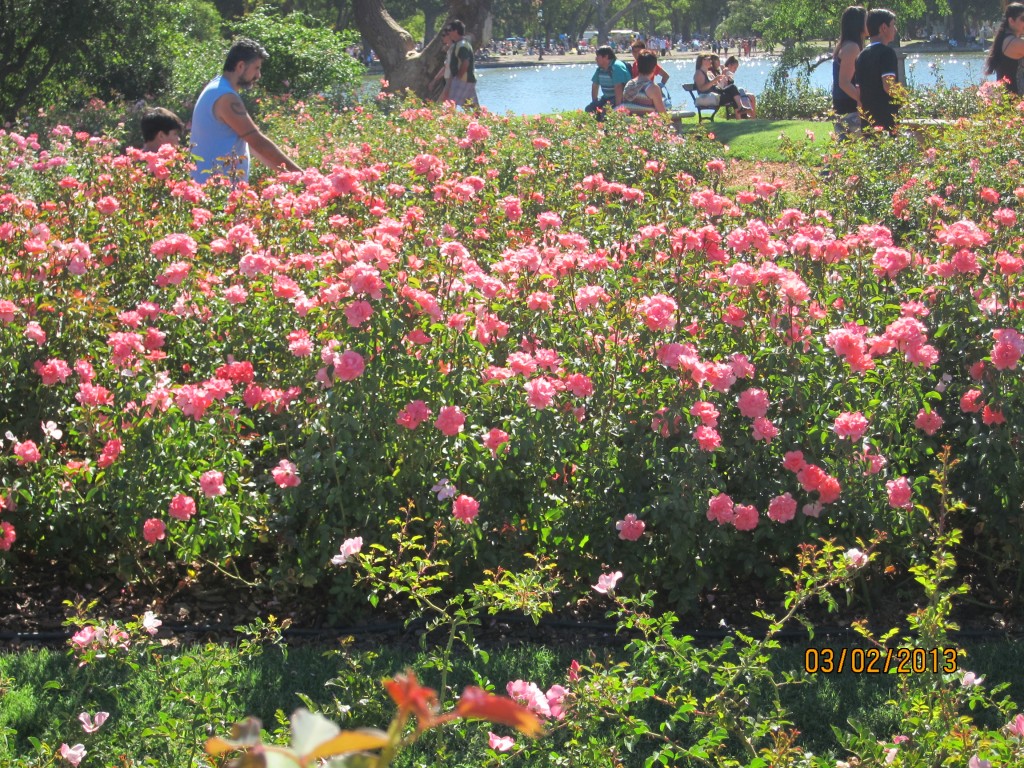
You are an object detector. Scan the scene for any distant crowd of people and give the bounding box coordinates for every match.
[585,39,756,121]
[709,38,758,56]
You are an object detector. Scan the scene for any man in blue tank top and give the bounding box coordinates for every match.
[190,38,301,184]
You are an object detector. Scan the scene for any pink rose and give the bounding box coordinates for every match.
[24,321,46,345]
[60,744,86,766]
[845,548,869,568]
[333,350,365,381]
[79,711,109,734]
[592,571,623,594]
[693,425,721,452]
[524,377,556,409]
[199,470,226,498]
[331,536,364,565]
[1006,713,1024,738]
[488,732,515,752]
[960,389,983,413]
[483,428,510,457]
[396,400,432,430]
[833,411,869,440]
[615,514,645,541]
[0,521,16,551]
[707,493,735,524]
[13,440,41,464]
[737,388,769,419]
[546,684,567,720]
[886,476,913,509]
[782,450,806,472]
[732,504,759,531]
[168,494,196,521]
[751,416,779,442]
[914,409,943,436]
[271,459,301,488]
[142,518,166,544]
[435,405,466,436]
[767,493,797,523]
[690,401,719,427]
[452,494,480,523]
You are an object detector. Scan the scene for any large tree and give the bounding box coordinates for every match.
[758,0,944,48]
[0,0,222,122]
[0,0,127,121]
[351,0,492,99]
[591,0,646,42]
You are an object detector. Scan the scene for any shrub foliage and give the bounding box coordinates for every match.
[0,95,1021,624]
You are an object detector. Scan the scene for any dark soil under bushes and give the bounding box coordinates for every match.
[3,559,1021,650]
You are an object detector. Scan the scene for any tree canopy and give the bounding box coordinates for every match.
[0,0,222,122]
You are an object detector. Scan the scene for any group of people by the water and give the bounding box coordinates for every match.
[144,7,1024,185]
[833,3,1024,137]
[585,39,756,120]
[694,53,756,118]
[585,42,666,120]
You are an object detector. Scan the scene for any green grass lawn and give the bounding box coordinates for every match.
[679,117,830,162]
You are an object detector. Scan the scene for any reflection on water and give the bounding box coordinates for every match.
[366,53,988,116]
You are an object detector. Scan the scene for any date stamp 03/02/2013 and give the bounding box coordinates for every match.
[803,647,959,675]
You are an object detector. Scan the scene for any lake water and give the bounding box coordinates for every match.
[423,52,988,115]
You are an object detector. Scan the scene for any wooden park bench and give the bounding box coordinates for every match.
[682,83,735,123]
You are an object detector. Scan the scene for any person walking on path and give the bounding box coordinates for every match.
[832,5,867,137]
[439,20,479,108]
[984,3,1024,95]
[855,9,900,133]
[190,38,300,184]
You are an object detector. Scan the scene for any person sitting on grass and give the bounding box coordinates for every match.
[140,107,185,152]
[621,49,668,115]
[585,45,631,122]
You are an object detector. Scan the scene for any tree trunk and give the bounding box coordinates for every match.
[594,0,645,44]
[947,0,966,42]
[423,7,443,47]
[352,0,492,101]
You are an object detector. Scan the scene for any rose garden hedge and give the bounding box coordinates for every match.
[0,95,1021,621]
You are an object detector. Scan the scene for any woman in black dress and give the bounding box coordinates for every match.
[985,3,1024,95]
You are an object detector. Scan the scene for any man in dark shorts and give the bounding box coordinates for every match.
[855,9,900,133]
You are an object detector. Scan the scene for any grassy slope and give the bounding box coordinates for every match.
[663,115,831,159]
[680,117,829,161]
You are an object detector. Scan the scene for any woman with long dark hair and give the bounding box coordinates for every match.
[832,5,867,136]
[985,3,1024,95]
[694,53,749,117]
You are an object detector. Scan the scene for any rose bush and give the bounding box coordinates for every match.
[0,95,1020,618]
